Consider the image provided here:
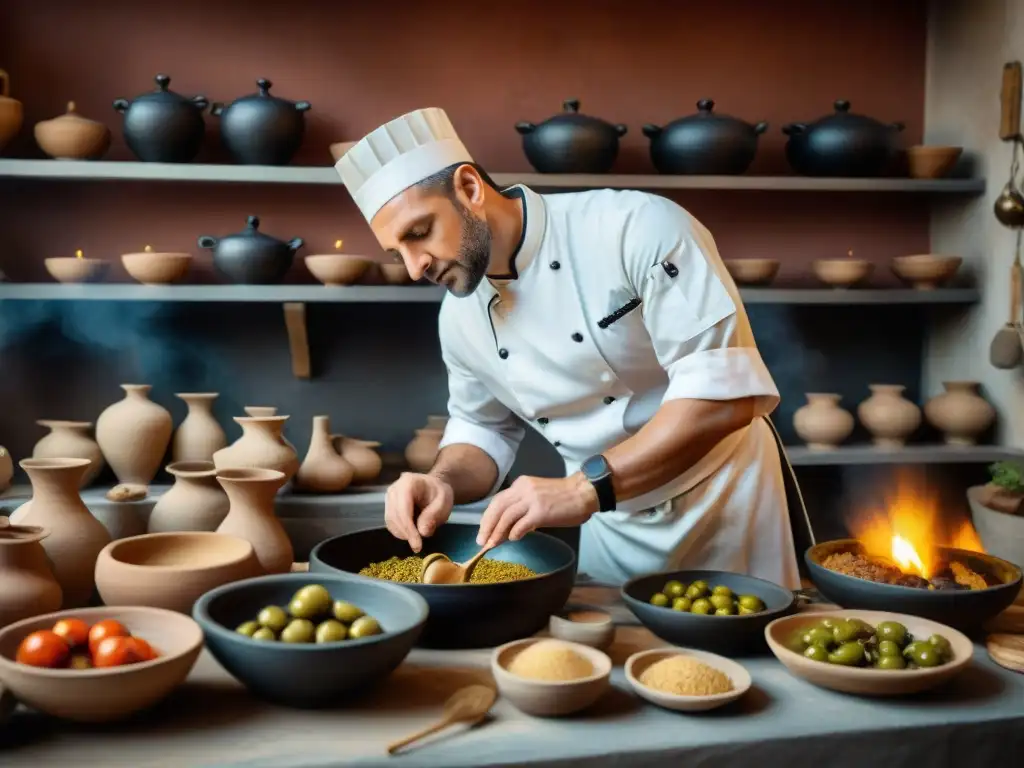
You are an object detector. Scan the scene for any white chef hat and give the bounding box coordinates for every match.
[335,108,475,222]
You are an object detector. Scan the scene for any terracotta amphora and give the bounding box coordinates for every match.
[793,394,854,450]
[924,381,997,446]
[295,416,354,493]
[32,420,105,487]
[857,384,922,448]
[216,467,292,574]
[96,384,173,485]
[213,416,299,482]
[149,461,230,533]
[0,525,63,629]
[173,393,227,463]
[333,436,383,484]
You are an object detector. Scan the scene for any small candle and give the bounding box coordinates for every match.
[144,245,153,253]
[334,239,344,251]
[75,249,84,260]
[847,249,854,258]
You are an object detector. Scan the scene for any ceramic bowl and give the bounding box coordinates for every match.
[305,254,373,286]
[906,145,963,179]
[44,257,109,284]
[379,263,415,285]
[625,648,751,712]
[812,258,874,288]
[310,524,577,649]
[121,251,192,285]
[192,571,428,708]
[765,609,973,696]
[621,569,796,655]
[95,531,262,614]
[491,638,611,717]
[548,604,615,649]
[0,606,203,722]
[329,141,357,162]
[891,254,962,290]
[723,258,780,286]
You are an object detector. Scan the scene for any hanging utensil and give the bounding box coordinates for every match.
[994,142,1024,227]
[990,231,1024,368]
[995,63,1024,227]
[421,544,494,585]
[386,685,496,754]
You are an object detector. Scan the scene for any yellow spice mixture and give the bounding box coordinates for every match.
[639,656,734,696]
[507,640,595,682]
[359,555,538,584]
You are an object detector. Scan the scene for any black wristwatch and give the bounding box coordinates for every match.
[581,454,616,512]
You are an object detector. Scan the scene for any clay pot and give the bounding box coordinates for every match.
[44,255,109,284]
[906,145,962,179]
[215,468,291,574]
[243,406,295,451]
[0,70,23,153]
[96,384,173,485]
[8,458,112,607]
[723,259,780,286]
[812,258,874,288]
[305,253,372,286]
[0,446,13,492]
[856,385,922,448]
[213,416,299,482]
[122,249,192,285]
[31,420,105,487]
[891,254,962,290]
[0,525,63,629]
[295,416,354,493]
[333,436,383,484]
[405,428,443,473]
[173,393,227,463]
[33,101,111,160]
[923,381,996,446]
[149,461,230,533]
[793,393,854,450]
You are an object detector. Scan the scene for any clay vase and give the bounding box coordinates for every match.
[8,458,112,608]
[96,384,173,485]
[149,461,230,533]
[793,393,855,450]
[924,381,997,446]
[295,416,354,493]
[243,406,296,451]
[215,467,291,574]
[213,416,300,482]
[333,436,383,484]
[0,445,12,492]
[32,420,105,487]
[856,385,922,448]
[405,428,443,472]
[173,393,228,463]
[0,525,63,629]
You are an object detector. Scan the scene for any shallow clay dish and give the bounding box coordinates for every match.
[122,250,192,285]
[0,605,203,722]
[812,259,874,288]
[95,531,262,614]
[906,146,962,179]
[765,609,973,696]
[379,263,414,285]
[891,254,962,290]
[548,604,614,649]
[723,258,780,286]
[491,637,611,716]
[625,648,751,712]
[305,254,373,286]
[44,256,109,284]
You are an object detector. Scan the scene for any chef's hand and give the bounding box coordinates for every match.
[384,472,454,553]
[476,475,599,548]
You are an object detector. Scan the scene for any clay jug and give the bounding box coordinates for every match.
[405,428,442,472]
[216,467,291,574]
[149,461,230,533]
[857,384,921,448]
[213,416,299,481]
[8,458,111,607]
[333,435,383,484]
[793,393,854,450]
[243,406,295,451]
[295,416,354,493]
[0,70,23,153]
[96,384,173,485]
[32,420,105,487]
[0,445,12,492]
[173,392,227,463]
[924,381,996,446]
[0,525,63,629]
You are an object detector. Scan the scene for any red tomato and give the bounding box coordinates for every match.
[88,619,130,656]
[92,635,145,668]
[16,630,71,668]
[52,618,90,648]
[124,636,157,662]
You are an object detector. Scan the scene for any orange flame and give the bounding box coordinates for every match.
[334,239,344,250]
[75,249,83,260]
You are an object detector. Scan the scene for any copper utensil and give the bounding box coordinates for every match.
[996,63,1024,227]
[420,544,493,585]
[386,684,496,755]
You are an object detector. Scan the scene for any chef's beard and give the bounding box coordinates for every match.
[440,200,491,298]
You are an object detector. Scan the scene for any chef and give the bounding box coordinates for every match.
[335,108,806,588]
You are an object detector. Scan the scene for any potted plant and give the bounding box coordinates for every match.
[978,461,1024,515]
[967,461,1024,568]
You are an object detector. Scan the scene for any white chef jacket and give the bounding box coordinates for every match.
[436,184,800,589]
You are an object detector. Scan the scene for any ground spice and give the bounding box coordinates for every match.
[639,656,734,697]
[358,555,538,584]
[507,640,594,681]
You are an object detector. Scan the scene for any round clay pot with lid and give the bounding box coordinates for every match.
[405,429,443,473]
[213,415,299,482]
[0,69,24,152]
[333,436,383,484]
[96,384,173,485]
[856,385,922,447]
[515,98,628,174]
[198,215,304,285]
[643,99,768,175]
[113,74,208,163]
[173,393,227,463]
[294,415,354,493]
[924,381,996,446]
[782,99,905,177]
[31,420,105,487]
[215,467,292,574]
[210,78,312,166]
[0,525,63,629]
[33,101,111,160]
[149,461,230,533]
[793,393,855,450]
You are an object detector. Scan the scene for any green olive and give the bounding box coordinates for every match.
[709,594,734,611]
[332,600,365,624]
[293,584,332,616]
[804,644,829,662]
[875,621,908,646]
[875,654,906,670]
[737,595,765,612]
[817,618,837,630]
[831,619,861,645]
[737,605,757,615]
[280,618,316,643]
[236,621,260,637]
[349,615,382,638]
[902,640,928,660]
[684,585,704,600]
[251,627,277,641]
[928,634,953,658]
[908,644,943,668]
[803,627,835,648]
[689,598,713,615]
[690,580,709,595]
[714,606,735,616]
[257,605,289,632]
[847,618,875,639]
[877,640,902,658]
[828,641,866,666]
[315,619,349,643]
[289,597,326,621]
[711,585,733,598]
[663,580,686,598]
[649,592,670,607]
[671,596,692,612]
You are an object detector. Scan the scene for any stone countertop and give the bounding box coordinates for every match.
[1,587,1023,768]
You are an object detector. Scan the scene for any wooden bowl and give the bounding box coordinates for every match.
[0,606,203,722]
[491,637,611,716]
[379,263,414,285]
[723,258,780,286]
[121,251,192,285]
[624,648,751,712]
[548,604,615,649]
[812,259,874,289]
[44,257,109,284]
[891,254,962,290]
[907,146,963,179]
[305,254,373,286]
[765,609,972,696]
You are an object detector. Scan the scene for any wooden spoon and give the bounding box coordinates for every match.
[991,238,1023,368]
[386,684,496,754]
[420,545,494,585]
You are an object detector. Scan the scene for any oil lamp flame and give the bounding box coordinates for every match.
[144,245,153,253]
[75,249,83,260]
[334,239,344,250]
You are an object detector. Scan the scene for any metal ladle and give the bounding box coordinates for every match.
[995,140,1024,227]
[420,544,494,584]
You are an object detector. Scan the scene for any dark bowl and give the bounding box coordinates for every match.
[309,524,577,649]
[621,569,797,656]
[805,539,1023,632]
[192,571,427,708]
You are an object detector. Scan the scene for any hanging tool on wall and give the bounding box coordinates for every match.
[995,62,1024,227]
[989,230,1023,368]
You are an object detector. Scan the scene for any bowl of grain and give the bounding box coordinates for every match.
[491,637,611,717]
[625,648,751,712]
[548,605,615,649]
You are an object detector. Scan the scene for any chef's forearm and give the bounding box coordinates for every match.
[594,397,757,503]
[428,444,499,505]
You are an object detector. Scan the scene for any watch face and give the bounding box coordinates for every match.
[582,455,609,479]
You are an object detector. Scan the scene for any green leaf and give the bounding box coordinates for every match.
[988,461,1024,492]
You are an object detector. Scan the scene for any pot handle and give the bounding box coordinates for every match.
[287,237,305,252]
[245,215,261,230]
[0,69,8,98]
[782,122,808,136]
[295,101,312,113]
[562,98,581,113]
[191,94,209,111]
[833,99,851,113]
[642,124,663,138]
[209,102,225,117]
[197,236,218,250]
[515,121,536,135]
[113,97,130,113]
[754,121,769,135]
[613,123,628,137]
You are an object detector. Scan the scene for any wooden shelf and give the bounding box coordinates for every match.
[0,159,987,194]
[785,444,1023,466]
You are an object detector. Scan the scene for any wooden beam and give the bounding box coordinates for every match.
[283,302,311,379]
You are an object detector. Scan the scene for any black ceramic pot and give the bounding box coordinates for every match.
[211,79,312,166]
[198,215,304,284]
[113,74,208,163]
[782,99,905,177]
[515,98,627,174]
[643,100,767,175]
[309,524,577,649]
